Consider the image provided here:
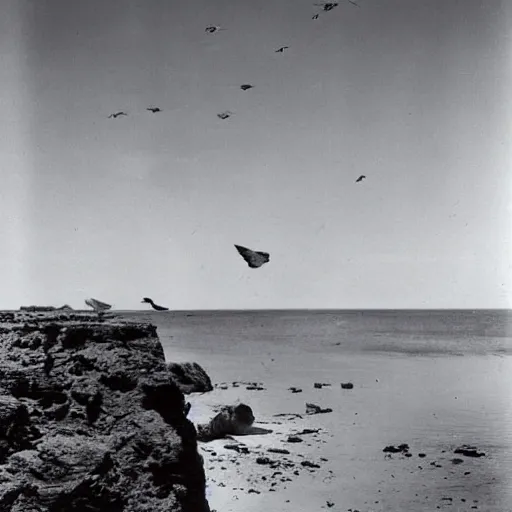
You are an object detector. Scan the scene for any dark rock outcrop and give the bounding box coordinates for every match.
[167,362,213,395]
[197,404,255,442]
[0,311,210,512]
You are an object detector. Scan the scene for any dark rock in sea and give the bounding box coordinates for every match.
[314,382,331,389]
[248,489,260,494]
[452,458,464,465]
[341,382,354,389]
[196,404,255,442]
[454,445,486,458]
[167,362,213,395]
[383,443,410,454]
[418,453,426,458]
[288,387,302,393]
[0,311,210,512]
[305,403,332,415]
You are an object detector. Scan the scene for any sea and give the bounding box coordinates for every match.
[119,309,512,510]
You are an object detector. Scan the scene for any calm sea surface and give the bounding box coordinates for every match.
[119,309,512,509]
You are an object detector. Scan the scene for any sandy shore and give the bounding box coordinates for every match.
[189,379,501,512]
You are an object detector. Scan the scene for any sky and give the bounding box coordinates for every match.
[0,0,511,310]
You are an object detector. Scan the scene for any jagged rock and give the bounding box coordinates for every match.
[167,362,213,395]
[0,311,210,512]
[196,404,255,442]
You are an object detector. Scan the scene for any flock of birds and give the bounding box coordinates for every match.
[93,1,366,314]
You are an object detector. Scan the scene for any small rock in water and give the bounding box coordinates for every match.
[288,387,302,393]
[286,436,303,443]
[341,382,354,389]
[451,458,464,465]
[256,457,272,465]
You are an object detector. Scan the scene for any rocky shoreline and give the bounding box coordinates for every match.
[0,311,210,512]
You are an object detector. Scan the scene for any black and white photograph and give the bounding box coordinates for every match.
[0,0,511,511]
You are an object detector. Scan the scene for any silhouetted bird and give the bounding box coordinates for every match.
[85,298,112,313]
[217,111,233,120]
[240,84,253,91]
[141,297,169,311]
[147,107,162,113]
[314,2,338,11]
[108,112,127,119]
[234,244,270,269]
[275,46,289,53]
[356,175,366,183]
[205,25,226,34]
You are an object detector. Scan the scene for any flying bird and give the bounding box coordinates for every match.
[108,112,127,119]
[217,111,233,120]
[141,297,169,311]
[240,84,254,91]
[355,175,366,183]
[85,298,112,314]
[314,2,338,11]
[234,244,270,269]
[205,25,226,34]
[146,107,162,113]
[275,46,289,53]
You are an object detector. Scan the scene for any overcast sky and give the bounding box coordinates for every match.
[0,0,510,310]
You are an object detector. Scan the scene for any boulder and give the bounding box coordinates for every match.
[167,362,213,394]
[0,311,210,512]
[196,404,255,441]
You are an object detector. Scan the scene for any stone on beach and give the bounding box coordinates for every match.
[306,403,333,415]
[197,404,255,441]
[167,361,213,394]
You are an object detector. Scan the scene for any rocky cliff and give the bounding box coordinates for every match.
[0,311,210,512]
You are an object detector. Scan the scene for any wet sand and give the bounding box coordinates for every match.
[184,353,512,512]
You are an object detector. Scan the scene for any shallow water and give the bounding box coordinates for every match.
[120,309,512,510]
